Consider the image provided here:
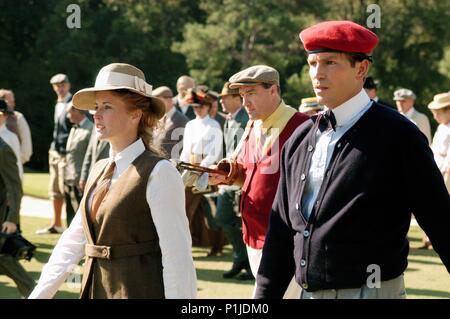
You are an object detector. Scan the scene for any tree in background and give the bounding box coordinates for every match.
[0,0,449,168]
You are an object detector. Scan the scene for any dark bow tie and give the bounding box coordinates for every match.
[319,110,336,132]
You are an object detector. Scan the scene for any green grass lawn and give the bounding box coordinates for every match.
[22,168,50,199]
[1,215,449,299]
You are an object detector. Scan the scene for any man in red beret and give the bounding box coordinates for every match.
[255,20,450,299]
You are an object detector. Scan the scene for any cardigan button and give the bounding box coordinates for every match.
[295,203,300,210]
[301,173,306,181]
[307,145,313,152]
[302,282,309,289]
[303,230,310,237]
[300,259,307,267]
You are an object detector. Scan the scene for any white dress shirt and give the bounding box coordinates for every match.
[29,138,197,299]
[0,124,23,179]
[431,122,450,175]
[12,110,33,164]
[302,89,372,220]
[180,115,223,166]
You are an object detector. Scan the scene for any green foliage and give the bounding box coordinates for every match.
[0,0,449,168]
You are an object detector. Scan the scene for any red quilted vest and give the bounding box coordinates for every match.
[240,112,309,249]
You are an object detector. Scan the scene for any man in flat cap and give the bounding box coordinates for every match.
[212,82,253,280]
[36,73,73,234]
[153,85,189,159]
[209,65,309,297]
[363,77,394,109]
[255,20,450,299]
[394,88,431,144]
[299,97,324,116]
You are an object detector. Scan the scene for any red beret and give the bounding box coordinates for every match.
[299,20,378,56]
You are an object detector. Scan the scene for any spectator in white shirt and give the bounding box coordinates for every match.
[420,92,450,249]
[0,89,33,164]
[0,99,22,179]
[29,63,196,299]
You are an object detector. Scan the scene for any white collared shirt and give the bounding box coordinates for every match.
[431,122,450,174]
[54,93,72,123]
[302,89,372,220]
[401,107,415,119]
[180,115,223,166]
[0,124,23,179]
[29,138,197,299]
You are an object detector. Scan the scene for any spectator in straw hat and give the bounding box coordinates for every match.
[30,63,196,299]
[255,20,450,299]
[419,92,450,249]
[298,97,324,116]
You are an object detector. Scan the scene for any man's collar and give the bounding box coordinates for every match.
[326,89,370,127]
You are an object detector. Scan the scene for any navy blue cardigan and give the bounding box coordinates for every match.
[255,102,450,297]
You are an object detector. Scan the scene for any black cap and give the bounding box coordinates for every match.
[0,99,12,114]
[364,77,378,89]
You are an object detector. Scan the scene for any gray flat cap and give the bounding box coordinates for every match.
[152,86,173,98]
[393,88,416,100]
[229,65,279,89]
[50,73,70,84]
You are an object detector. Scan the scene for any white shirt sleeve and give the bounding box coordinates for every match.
[200,124,223,167]
[180,122,192,163]
[146,160,197,299]
[16,112,33,164]
[28,212,86,299]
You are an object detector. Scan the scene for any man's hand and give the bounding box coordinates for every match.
[2,221,17,234]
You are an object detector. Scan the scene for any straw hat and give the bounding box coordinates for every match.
[428,92,450,110]
[73,63,165,119]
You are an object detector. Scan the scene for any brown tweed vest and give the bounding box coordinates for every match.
[79,150,165,299]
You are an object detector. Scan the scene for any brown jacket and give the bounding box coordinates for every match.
[79,151,165,299]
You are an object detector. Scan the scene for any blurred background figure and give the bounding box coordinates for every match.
[36,73,73,235]
[215,81,252,280]
[180,87,224,256]
[173,75,196,120]
[0,135,35,298]
[298,96,324,116]
[207,89,226,131]
[63,103,93,226]
[394,88,432,144]
[0,100,23,179]
[0,89,33,164]
[152,86,188,159]
[421,92,450,249]
[363,77,395,109]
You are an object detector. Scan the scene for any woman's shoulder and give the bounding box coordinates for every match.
[150,158,181,181]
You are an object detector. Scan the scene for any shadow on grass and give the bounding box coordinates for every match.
[0,281,23,298]
[408,258,444,266]
[409,248,438,258]
[196,268,255,286]
[406,288,450,298]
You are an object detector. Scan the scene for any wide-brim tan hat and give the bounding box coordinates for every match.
[428,92,450,110]
[73,63,165,119]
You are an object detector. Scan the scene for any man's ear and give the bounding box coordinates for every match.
[356,60,370,80]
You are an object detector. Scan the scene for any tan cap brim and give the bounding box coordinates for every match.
[73,86,166,119]
[428,101,450,110]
